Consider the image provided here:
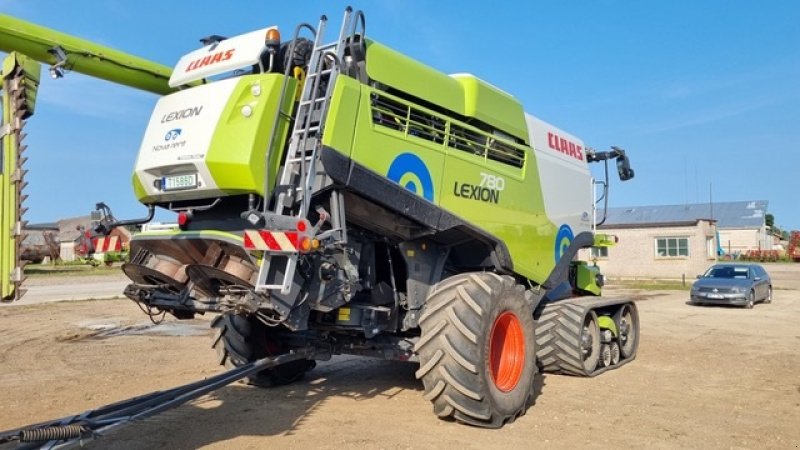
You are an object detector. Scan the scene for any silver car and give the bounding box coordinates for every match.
[690,263,772,309]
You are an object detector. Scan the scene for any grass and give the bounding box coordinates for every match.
[608,280,692,291]
[25,263,122,277]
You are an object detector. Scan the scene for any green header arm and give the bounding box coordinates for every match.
[0,14,174,95]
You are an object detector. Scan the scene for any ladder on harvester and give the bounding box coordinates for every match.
[254,8,361,296]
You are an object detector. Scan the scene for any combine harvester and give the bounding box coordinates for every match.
[0,7,639,446]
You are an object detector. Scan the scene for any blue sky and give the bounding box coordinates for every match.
[2,0,799,229]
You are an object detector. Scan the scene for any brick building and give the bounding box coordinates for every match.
[585,200,769,280]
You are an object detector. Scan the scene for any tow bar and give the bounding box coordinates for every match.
[0,350,311,449]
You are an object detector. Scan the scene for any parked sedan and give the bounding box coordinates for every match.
[690,263,772,309]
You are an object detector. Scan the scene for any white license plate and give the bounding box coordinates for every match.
[706,293,724,299]
[163,174,197,191]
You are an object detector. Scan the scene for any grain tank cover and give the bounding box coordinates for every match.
[363,40,528,143]
[451,74,528,144]
[169,27,276,88]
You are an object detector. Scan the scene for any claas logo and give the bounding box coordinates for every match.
[547,132,584,161]
[186,49,236,72]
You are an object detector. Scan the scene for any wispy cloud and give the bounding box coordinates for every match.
[632,96,779,135]
[38,72,156,121]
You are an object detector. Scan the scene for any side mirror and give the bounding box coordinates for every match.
[696,275,702,279]
[616,154,635,181]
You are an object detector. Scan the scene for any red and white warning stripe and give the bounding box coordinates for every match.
[243,230,301,252]
[92,236,121,253]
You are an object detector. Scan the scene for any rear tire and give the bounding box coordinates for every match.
[415,273,537,428]
[211,313,315,386]
[764,287,772,304]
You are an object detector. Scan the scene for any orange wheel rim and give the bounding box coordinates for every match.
[489,311,525,392]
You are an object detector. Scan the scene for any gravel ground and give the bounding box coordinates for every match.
[0,263,797,449]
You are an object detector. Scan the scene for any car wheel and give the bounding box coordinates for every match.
[764,286,772,304]
[745,290,755,309]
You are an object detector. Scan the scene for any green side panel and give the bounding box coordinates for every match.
[346,86,447,203]
[0,14,174,95]
[452,74,529,144]
[439,149,552,282]
[321,76,362,152]
[365,40,465,116]
[330,83,556,283]
[597,315,617,336]
[205,74,297,197]
[131,174,152,204]
[575,261,602,296]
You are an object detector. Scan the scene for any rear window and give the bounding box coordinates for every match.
[706,266,750,279]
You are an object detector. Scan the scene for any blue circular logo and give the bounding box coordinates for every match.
[554,224,574,263]
[387,153,434,202]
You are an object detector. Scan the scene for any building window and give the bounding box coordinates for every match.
[590,246,608,259]
[655,237,689,258]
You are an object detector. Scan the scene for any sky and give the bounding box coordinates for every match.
[2,0,799,230]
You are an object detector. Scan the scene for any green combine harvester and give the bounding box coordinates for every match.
[0,7,639,429]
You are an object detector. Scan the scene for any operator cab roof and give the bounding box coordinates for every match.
[169,27,277,88]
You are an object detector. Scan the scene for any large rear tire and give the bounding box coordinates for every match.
[211,313,315,386]
[415,273,537,428]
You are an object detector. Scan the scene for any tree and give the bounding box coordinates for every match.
[765,213,774,229]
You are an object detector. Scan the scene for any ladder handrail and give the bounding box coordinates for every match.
[262,21,318,214]
[256,7,362,296]
[295,7,357,218]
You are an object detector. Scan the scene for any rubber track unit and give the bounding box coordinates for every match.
[211,314,315,387]
[534,297,639,377]
[415,272,537,428]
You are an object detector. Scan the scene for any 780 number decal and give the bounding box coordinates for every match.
[454,172,505,204]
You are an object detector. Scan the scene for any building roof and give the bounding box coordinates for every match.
[600,200,768,229]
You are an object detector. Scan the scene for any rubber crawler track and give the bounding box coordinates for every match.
[534,297,639,377]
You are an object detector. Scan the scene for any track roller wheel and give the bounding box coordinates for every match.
[415,273,537,428]
[618,303,638,359]
[609,341,620,365]
[599,344,611,368]
[211,313,315,387]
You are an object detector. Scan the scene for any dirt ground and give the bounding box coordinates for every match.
[1,264,798,449]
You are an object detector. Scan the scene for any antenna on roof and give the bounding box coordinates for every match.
[709,182,714,221]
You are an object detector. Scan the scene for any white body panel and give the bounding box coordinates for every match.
[526,113,592,235]
[134,78,239,201]
[169,27,275,87]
